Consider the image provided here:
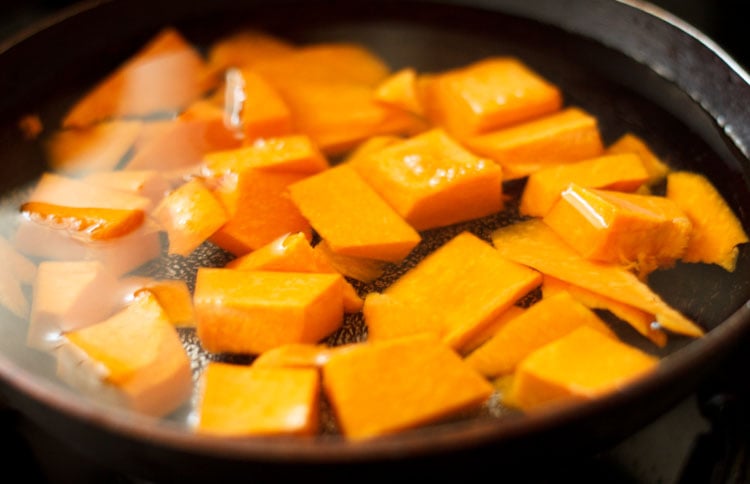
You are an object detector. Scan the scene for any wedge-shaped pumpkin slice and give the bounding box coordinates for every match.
[28,260,121,351]
[124,277,195,327]
[666,171,749,272]
[210,168,312,256]
[153,177,229,257]
[196,363,319,437]
[365,231,542,351]
[351,128,504,231]
[45,120,143,174]
[543,183,692,276]
[322,334,494,441]
[288,164,421,263]
[56,291,192,417]
[63,27,214,128]
[491,219,704,337]
[464,290,616,378]
[542,275,667,348]
[505,326,658,412]
[605,132,670,184]
[464,107,604,180]
[374,67,425,116]
[20,201,145,242]
[202,135,328,177]
[422,57,563,139]
[194,268,345,355]
[519,153,650,217]
[227,232,362,313]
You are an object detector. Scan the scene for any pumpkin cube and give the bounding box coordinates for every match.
[605,132,670,183]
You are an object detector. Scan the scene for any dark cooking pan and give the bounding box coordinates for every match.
[1,0,749,481]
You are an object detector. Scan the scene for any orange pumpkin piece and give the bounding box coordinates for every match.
[666,171,749,271]
[362,292,445,342]
[229,68,294,141]
[288,164,421,263]
[251,343,348,369]
[541,275,667,348]
[322,334,493,441]
[542,183,692,276]
[464,290,616,378]
[366,231,542,351]
[491,219,704,338]
[202,135,328,177]
[422,57,563,140]
[505,326,658,412]
[196,363,319,437]
[63,27,214,128]
[206,29,297,74]
[194,268,345,355]
[461,305,527,355]
[519,153,650,217]
[351,128,504,231]
[20,201,145,242]
[209,168,312,256]
[129,278,195,327]
[58,291,192,417]
[28,260,120,351]
[464,107,605,180]
[374,67,425,116]
[45,120,142,174]
[605,132,670,183]
[342,135,402,165]
[152,178,229,256]
[227,232,363,313]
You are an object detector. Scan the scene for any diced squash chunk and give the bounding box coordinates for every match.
[57,291,192,417]
[366,231,542,351]
[362,292,445,342]
[153,178,229,256]
[322,335,493,440]
[63,27,214,127]
[491,219,704,337]
[374,67,425,116]
[343,135,402,165]
[519,153,650,217]
[423,57,563,139]
[231,68,294,141]
[464,107,604,180]
[506,326,658,412]
[20,201,145,242]
[666,171,749,271]
[288,164,421,263]
[461,305,526,355]
[129,278,195,327]
[464,290,615,378]
[45,120,142,174]
[251,343,343,368]
[194,268,345,354]
[542,184,692,275]
[606,132,670,183]
[197,363,319,437]
[352,128,504,230]
[206,29,297,74]
[209,168,312,256]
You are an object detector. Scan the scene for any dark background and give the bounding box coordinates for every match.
[1,1,748,483]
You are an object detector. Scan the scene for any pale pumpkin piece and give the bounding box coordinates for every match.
[422,57,563,140]
[25,172,151,212]
[57,291,192,417]
[288,164,421,263]
[543,184,692,276]
[666,171,749,272]
[605,132,670,183]
[232,68,294,141]
[542,275,667,348]
[209,168,312,256]
[82,169,171,207]
[206,29,297,74]
[464,107,604,180]
[461,305,527,355]
[369,231,542,352]
[124,277,195,327]
[0,270,28,320]
[20,201,145,242]
[322,334,494,441]
[491,219,704,338]
[250,343,353,369]
[352,128,504,231]
[505,326,658,412]
[227,232,362,313]
[519,153,650,217]
[152,178,229,257]
[0,235,37,284]
[312,240,387,283]
[202,135,329,177]
[28,260,121,351]
[63,27,214,128]
[196,363,319,437]
[464,290,616,378]
[374,67,425,116]
[45,120,142,174]
[194,268,345,355]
